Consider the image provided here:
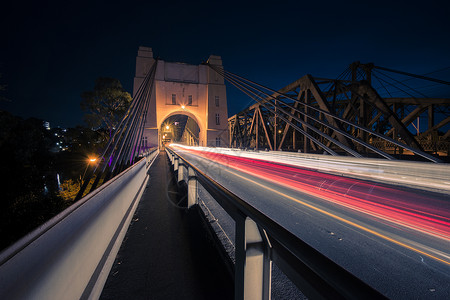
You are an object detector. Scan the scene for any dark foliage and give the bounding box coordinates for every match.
[80,77,132,137]
[0,78,129,251]
[0,111,66,250]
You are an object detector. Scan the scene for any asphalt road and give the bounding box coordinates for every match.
[173,146,450,299]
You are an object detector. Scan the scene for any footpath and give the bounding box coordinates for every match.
[100,152,233,300]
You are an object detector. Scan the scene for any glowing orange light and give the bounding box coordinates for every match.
[165,125,170,130]
[89,158,97,163]
[181,105,185,109]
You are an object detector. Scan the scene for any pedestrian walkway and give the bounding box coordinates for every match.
[100,152,234,300]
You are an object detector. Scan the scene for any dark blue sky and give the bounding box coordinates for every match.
[1,0,449,128]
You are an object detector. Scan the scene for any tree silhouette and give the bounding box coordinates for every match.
[0,112,66,250]
[81,77,132,136]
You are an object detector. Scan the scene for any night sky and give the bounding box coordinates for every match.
[1,0,449,128]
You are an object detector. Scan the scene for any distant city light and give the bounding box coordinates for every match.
[56,173,61,190]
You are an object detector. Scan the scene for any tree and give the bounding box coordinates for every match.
[81,77,132,136]
[0,112,66,250]
[59,175,103,202]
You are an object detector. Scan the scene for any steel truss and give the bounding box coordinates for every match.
[212,62,450,162]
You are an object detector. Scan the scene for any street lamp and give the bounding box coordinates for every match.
[81,157,97,184]
[166,125,170,130]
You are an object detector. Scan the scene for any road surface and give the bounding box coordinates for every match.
[172,145,450,299]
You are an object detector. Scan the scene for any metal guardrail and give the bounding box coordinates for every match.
[166,146,386,300]
[0,149,159,300]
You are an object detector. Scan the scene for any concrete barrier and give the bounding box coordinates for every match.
[0,150,158,299]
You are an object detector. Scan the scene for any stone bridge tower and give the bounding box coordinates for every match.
[133,46,228,148]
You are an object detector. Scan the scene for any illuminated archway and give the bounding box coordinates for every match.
[159,111,201,147]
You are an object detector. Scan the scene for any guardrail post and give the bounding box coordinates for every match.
[187,166,198,208]
[235,217,272,300]
[174,155,179,171]
[166,149,171,163]
[178,160,186,183]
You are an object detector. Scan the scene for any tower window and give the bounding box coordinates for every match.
[171,94,176,105]
[215,95,219,107]
[216,137,221,147]
[188,95,193,105]
[215,113,220,125]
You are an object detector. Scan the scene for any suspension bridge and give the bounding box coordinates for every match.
[0,46,449,299]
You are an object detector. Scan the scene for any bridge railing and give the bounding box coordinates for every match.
[166,146,385,300]
[0,148,159,300]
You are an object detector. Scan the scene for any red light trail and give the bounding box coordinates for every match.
[178,147,450,249]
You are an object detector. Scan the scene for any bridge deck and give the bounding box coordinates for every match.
[100,153,233,299]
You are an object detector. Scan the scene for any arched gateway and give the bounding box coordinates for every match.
[133,46,228,148]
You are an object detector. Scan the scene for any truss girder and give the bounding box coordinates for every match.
[219,63,449,162]
[354,83,424,151]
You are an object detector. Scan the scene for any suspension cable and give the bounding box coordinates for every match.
[211,65,397,159]
[374,65,450,86]
[208,64,441,163]
[373,70,428,98]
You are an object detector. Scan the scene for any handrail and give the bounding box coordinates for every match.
[0,149,159,299]
[0,147,155,267]
[166,146,386,299]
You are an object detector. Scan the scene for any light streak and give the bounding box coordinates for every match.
[177,147,450,265]
[226,167,450,266]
